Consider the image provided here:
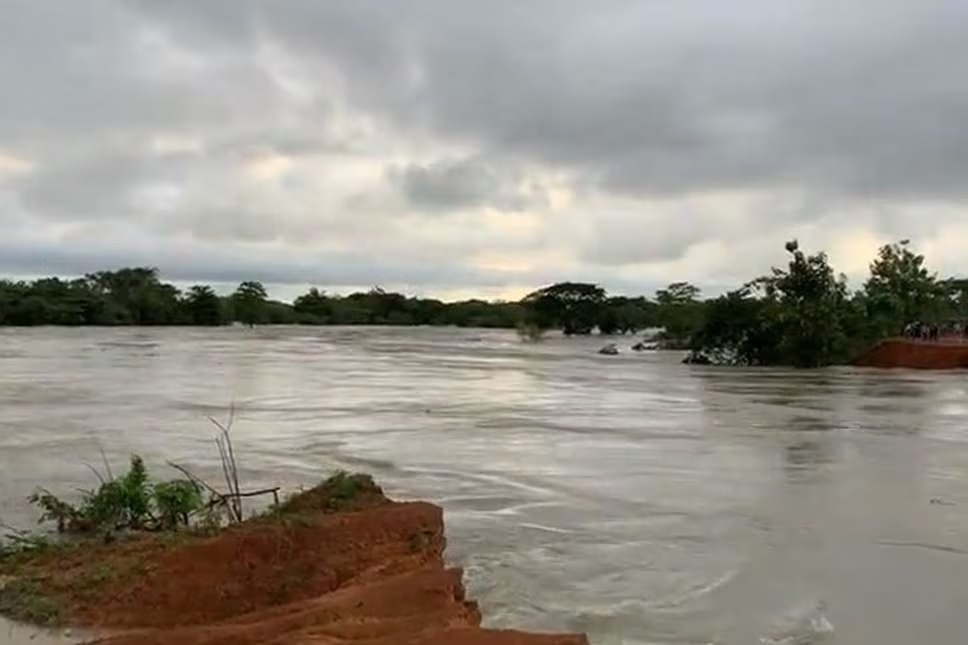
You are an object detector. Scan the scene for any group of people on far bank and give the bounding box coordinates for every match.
[903,321,968,342]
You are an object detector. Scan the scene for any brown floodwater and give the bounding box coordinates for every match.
[2,326,968,644]
[0,616,90,644]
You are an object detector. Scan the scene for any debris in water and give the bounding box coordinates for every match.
[760,600,834,645]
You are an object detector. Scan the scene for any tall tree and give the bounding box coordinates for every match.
[655,282,703,346]
[689,241,854,367]
[183,285,223,326]
[293,287,332,323]
[689,287,779,366]
[763,240,850,367]
[84,267,180,325]
[655,282,701,305]
[232,281,268,326]
[522,282,606,335]
[863,240,939,337]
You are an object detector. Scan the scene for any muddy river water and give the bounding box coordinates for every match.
[2,326,968,644]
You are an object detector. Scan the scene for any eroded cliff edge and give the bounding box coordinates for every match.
[0,476,587,645]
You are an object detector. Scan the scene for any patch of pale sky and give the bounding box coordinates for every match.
[0,151,34,180]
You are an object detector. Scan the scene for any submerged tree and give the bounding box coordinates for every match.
[522,282,606,335]
[762,240,851,368]
[688,241,853,368]
[863,240,940,336]
[232,281,268,326]
[690,287,779,365]
[293,287,332,323]
[183,285,224,326]
[655,282,703,346]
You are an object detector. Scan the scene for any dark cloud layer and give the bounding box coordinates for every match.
[1,0,967,295]
[388,156,547,212]
[135,1,968,199]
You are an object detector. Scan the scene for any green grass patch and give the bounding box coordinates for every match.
[0,577,63,627]
[325,472,372,504]
[269,471,380,517]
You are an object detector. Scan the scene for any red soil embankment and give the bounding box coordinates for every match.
[852,338,968,369]
[38,477,586,645]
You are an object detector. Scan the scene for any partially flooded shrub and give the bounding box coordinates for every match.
[326,471,370,503]
[27,489,83,533]
[28,455,202,534]
[154,480,203,529]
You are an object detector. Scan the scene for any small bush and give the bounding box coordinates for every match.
[154,480,203,529]
[28,490,83,532]
[119,456,151,525]
[271,471,380,517]
[28,455,203,534]
[75,456,152,530]
[326,471,369,503]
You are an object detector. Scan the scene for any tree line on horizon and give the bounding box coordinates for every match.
[0,269,523,328]
[1,240,965,368]
[0,267,694,337]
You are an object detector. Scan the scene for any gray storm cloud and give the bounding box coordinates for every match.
[1,0,966,294]
[387,156,548,212]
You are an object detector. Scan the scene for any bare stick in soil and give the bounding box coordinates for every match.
[224,429,242,520]
[213,436,238,522]
[209,406,243,523]
[166,462,221,498]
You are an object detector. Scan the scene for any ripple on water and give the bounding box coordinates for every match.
[2,328,968,645]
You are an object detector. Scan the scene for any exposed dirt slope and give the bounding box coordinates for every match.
[852,339,968,369]
[2,475,586,645]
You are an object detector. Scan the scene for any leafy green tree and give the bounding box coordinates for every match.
[763,240,851,367]
[84,267,180,325]
[0,278,111,325]
[690,287,781,365]
[523,282,606,335]
[293,287,333,323]
[183,285,223,326]
[153,480,203,529]
[340,287,412,324]
[265,300,299,324]
[655,282,704,346]
[863,240,940,336]
[441,299,522,328]
[656,282,701,305]
[690,241,854,367]
[597,296,653,335]
[0,280,25,325]
[410,298,447,325]
[232,281,269,326]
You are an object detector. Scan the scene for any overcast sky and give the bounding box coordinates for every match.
[2,1,967,300]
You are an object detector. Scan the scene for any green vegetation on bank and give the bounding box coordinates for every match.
[0,267,531,328]
[0,464,376,629]
[1,240,965,367]
[689,240,968,367]
[28,456,204,535]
